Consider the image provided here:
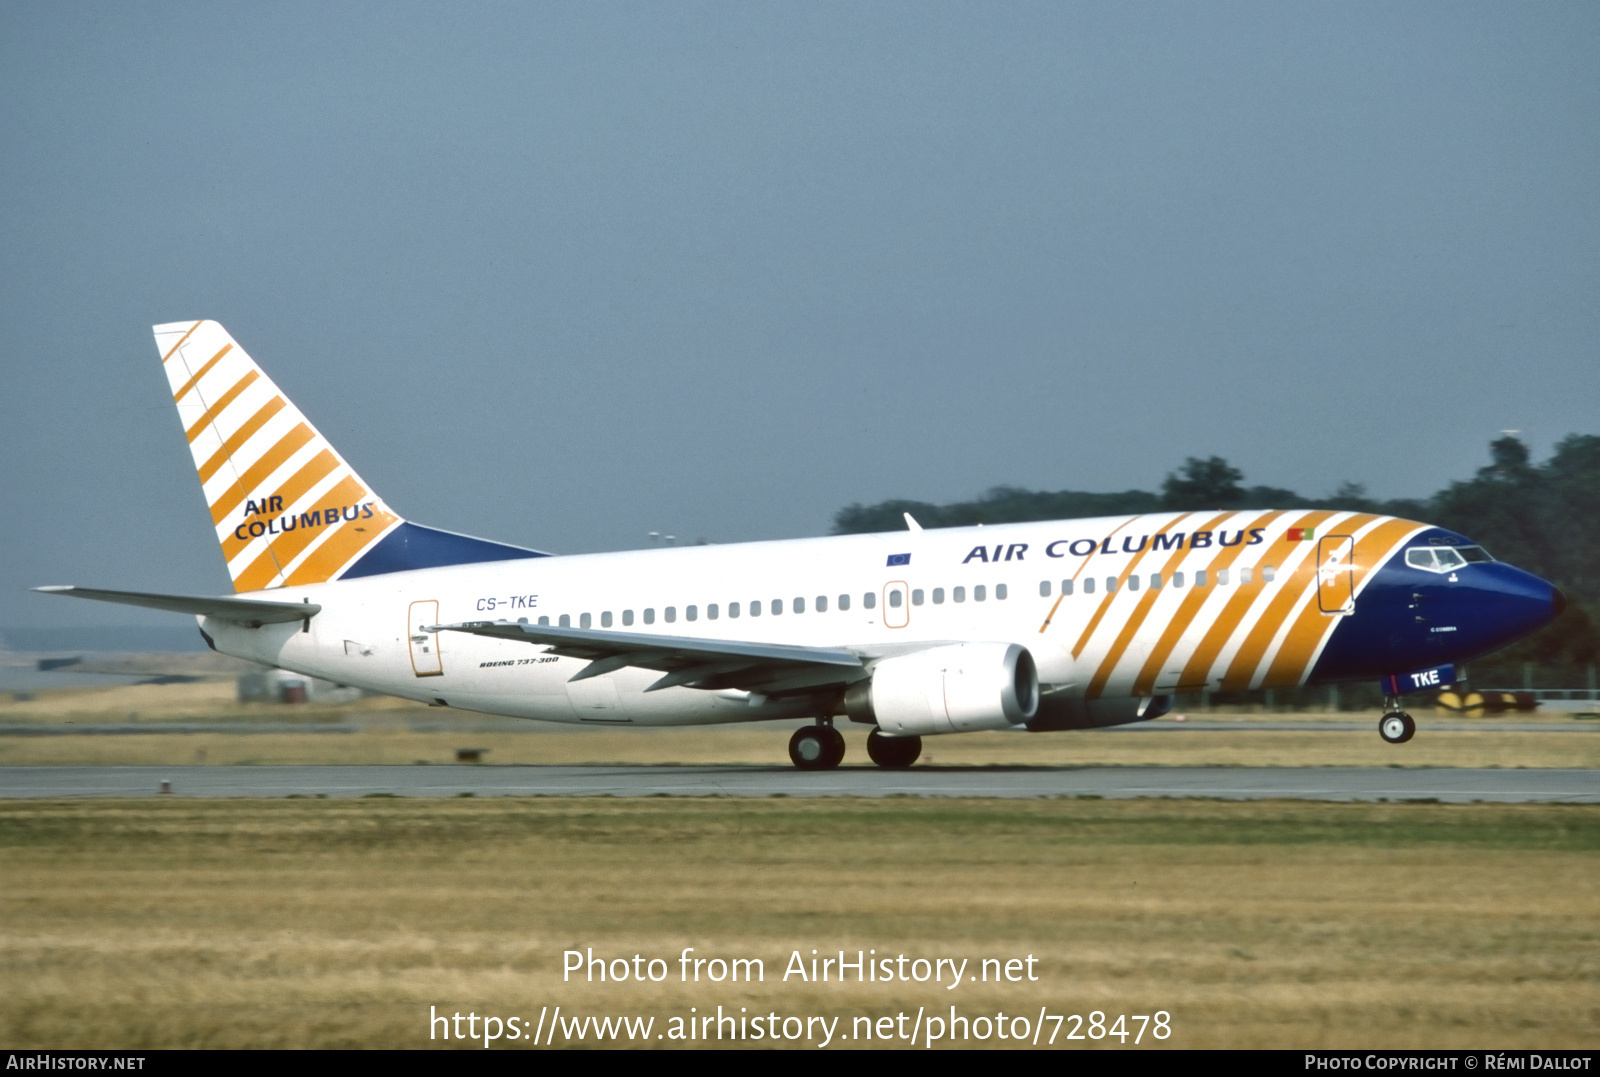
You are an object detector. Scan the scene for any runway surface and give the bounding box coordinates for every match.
[1,765,1595,802]
[1,719,1592,736]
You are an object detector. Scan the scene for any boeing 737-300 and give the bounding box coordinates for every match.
[37,321,1566,769]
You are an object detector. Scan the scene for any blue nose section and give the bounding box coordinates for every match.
[1453,563,1564,653]
[1313,548,1563,683]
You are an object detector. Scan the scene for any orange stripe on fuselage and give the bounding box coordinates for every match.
[1122,511,1285,697]
[184,370,260,444]
[1173,510,1315,693]
[1083,513,1206,699]
[1067,517,1147,660]
[1218,511,1347,690]
[1261,516,1420,688]
[171,344,233,403]
[197,396,287,484]
[1120,512,1238,696]
[207,423,315,525]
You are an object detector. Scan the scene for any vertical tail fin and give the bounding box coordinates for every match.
[155,320,404,592]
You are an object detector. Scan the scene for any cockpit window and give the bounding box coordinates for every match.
[1406,545,1493,573]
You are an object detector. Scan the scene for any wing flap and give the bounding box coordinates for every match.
[429,620,867,693]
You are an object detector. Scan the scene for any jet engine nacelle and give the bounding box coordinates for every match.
[845,642,1040,736]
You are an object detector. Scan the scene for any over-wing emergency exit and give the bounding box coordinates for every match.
[37,322,1565,768]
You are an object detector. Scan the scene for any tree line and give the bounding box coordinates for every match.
[832,435,1600,685]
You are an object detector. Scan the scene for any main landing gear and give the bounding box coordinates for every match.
[786,722,926,769]
[866,728,922,769]
[1378,698,1416,745]
[789,722,846,770]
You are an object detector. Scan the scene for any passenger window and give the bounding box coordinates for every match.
[1150,574,1162,590]
[1217,569,1229,586]
[644,608,656,625]
[665,606,677,623]
[750,600,761,617]
[1106,577,1117,593]
[838,594,850,611]
[622,610,634,626]
[953,586,966,603]
[580,613,592,629]
[1083,578,1096,594]
[538,616,550,625]
[686,605,698,621]
[708,603,719,620]
[1239,568,1251,585]
[1195,570,1208,587]
[911,589,924,606]
[864,593,877,610]
[889,590,903,608]
[559,614,571,627]
[771,599,782,616]
[601,611,613,628]
[974,585,987,602]
[816,596,828,613]
[729,602,740,619]
[1039,580,1051,597]
[995,583,1007,600]
[793,597,804,614]
[1061,579,1074,595]
[1127,575,1140,592]
[1262,566,1276,582]
[1172,572,1185,588]
[932,587,945,604]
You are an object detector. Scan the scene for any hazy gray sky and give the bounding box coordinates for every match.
[3,2,1597,628]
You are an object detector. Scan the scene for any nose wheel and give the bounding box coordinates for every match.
[1378,711,1416,744]
[789,724,846,770]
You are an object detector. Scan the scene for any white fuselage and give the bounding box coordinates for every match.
[201,508,1423,728]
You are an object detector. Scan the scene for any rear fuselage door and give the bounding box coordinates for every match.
[883,581,909,629]
[1316,536,1355,614]
[408,599,444,676]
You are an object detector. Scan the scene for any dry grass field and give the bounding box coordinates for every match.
[1,680,1597,769]
[3,682,1595,1049]
[0,797,1595,1050]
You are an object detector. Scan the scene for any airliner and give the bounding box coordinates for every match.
[37,322,1565,769]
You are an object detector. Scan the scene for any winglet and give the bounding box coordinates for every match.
[903,512,924,533]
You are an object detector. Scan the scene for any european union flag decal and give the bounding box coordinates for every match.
[886,553,911,567]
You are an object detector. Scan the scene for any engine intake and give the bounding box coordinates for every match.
[845,642,1039,736]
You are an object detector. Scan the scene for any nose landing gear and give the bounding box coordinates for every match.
[1378,698,1416,745]
[788,722,846,770]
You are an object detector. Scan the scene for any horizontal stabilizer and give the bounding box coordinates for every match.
[430,620,865,694]
[34,586,319,626]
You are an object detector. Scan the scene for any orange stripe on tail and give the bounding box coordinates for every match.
[184,370,260,443]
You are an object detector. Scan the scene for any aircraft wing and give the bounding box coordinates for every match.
[34,586,320,626]
[430,619,867,694]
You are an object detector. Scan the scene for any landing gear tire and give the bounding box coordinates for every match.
[789,725,845,770]
[866,729,922,769]
[1378,712,1416,744]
